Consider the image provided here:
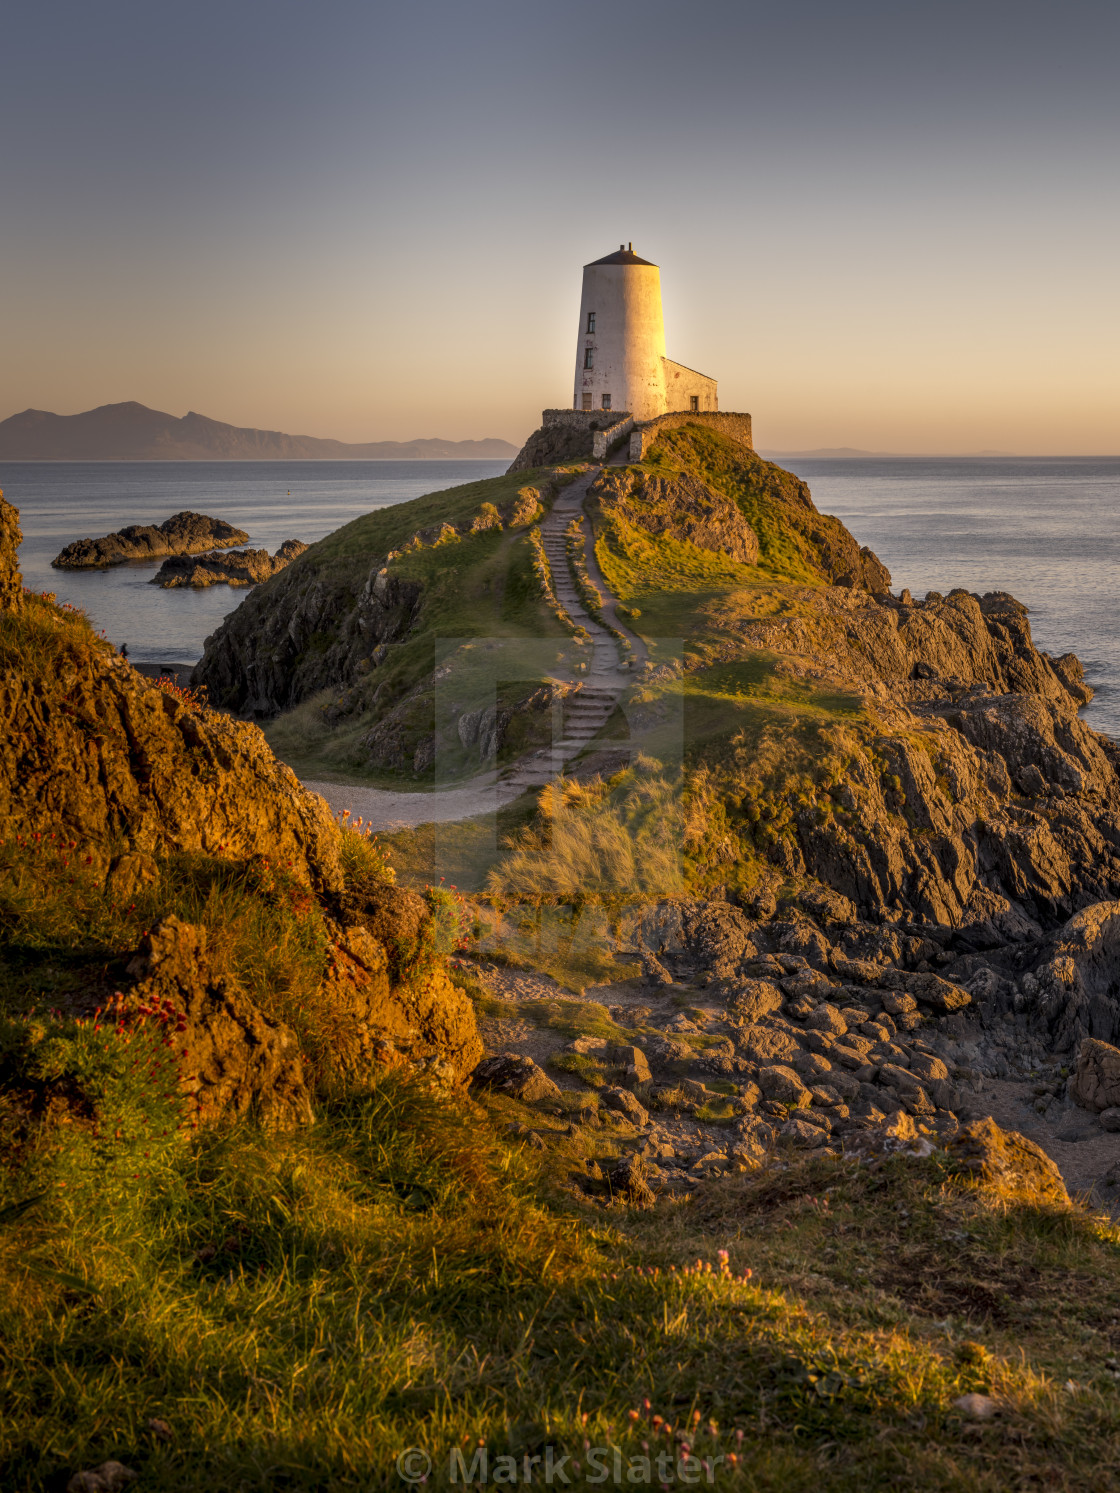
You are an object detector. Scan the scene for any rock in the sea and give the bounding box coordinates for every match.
[53,510,249,569]
[946,1116,1069,1206]
[152,539,308,589]
[471,1053,562,1105]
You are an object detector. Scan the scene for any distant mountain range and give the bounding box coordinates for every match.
[0,402,518,461]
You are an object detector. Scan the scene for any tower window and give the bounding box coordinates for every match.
[601,394,611,411]
[689,395,700,412]
[586,312,596,333]
[581,393,592,410]
[583,348,594,369]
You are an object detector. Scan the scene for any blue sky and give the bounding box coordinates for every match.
[2,0,1117,450]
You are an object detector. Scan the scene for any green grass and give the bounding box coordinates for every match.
[4,1073,1120,1490]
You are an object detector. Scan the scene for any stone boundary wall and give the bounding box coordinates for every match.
[542,408,632,433]
[628,411,753,462]
[592,417,635,459]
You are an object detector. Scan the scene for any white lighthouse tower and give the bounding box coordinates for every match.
[573,244,717,421]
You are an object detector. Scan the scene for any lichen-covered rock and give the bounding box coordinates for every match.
[947,1116,1069,1206]
[1071,1037,1120,1112]
[126,916,314,1129]
[53,510,248,569]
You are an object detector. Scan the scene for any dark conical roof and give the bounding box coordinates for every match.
[587,243,657,267]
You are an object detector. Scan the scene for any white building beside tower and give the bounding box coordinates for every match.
[573,244,717,421]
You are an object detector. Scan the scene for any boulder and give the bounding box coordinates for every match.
[779,1116,828,1147]
[607,1043,652,1086]
[609,1153,656,1208]
[757,1064,811,1107]
[946,1116,1069,1206]
[880,970,971,1014]
[724,978,783,1023]
[1071,1038,1120,1112]
[472,1053,562,1105]
[737,1025,800,1065]
[602,1086,650,1128]
[807,1003,847,1036]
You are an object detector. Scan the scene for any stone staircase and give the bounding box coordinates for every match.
[500,465,637,791]
[502,685,620,790]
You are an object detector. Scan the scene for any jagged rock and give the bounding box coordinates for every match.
[1034,904,1120,1052]
[0,502,343,890]
[53,511,248,569]
[607,1044,652,1085]
[152,539,307,589]
[1070,1038,1120,1112]
[946,1116,1069,1206]
[472,1053,562,1105]
[609,1152,656,1208]
[126,916,315,1129]
[602,1086,650,1128]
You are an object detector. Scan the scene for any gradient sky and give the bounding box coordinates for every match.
[2,0,1117,452]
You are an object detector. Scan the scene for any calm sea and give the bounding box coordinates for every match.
[2,456,1118,734]
[0,458,509,668]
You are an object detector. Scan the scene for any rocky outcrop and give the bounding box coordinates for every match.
[52,511,249,569]
[2,493,483,1122]
[1070,1037,1120,1112]
[1030,905,1120,1052]
[590,467,760,565]
[507,414,617,471]
[0,496,22,612]
[2,494,339,886]
[152,539,307,588]
[192,483,554,718]
[946,1116,1069,1206]
[126,917,314,1128]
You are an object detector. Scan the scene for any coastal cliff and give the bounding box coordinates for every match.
[0,491,481,1128]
